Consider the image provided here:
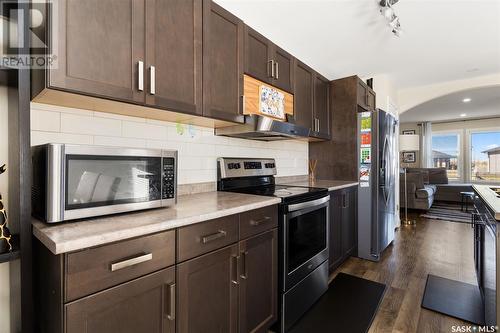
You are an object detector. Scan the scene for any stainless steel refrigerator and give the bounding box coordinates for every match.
[357,109,397,261]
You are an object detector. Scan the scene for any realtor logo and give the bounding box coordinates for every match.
[1,0,58,69]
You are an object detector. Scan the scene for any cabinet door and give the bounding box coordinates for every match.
[239,229,278,333]
[341,188,357,257]
[177,244,239,333]
[272,46,294,93]
[65,267,175,333]
[293,60,314,131]
[367,89,376,111]
[357,80,368,109]
[145,0,202,115]
[329,191,343,271]
[203,1,244,123]
[312,73,330,139]
[50,0,145,104]
[244,26,273,84]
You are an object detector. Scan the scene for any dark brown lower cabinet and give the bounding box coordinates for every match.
[239,229,277,333]
[177,244,239,333]
[328,186,358,273]
[65,267,175,333]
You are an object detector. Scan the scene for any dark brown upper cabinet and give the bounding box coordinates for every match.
[238,229,278,333]
[47,0,145,104]
[312,73,330,139]
[202,1,245,123]
[357,79,376,111]
[145,0,203,115]
[293,59,314,131]
[177,244,239,333]
[65,267,176,333]
[244,26,294,93]
[244,27,274,85]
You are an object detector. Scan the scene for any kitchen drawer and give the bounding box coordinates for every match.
[65,230,175,302]
[239,205,278,239]
[177,214,239,262]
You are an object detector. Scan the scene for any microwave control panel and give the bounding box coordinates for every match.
[162,157,175,199]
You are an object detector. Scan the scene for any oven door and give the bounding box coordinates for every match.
[283,195,330,290]
[62,145,172,221]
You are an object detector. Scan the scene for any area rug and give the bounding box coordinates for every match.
[422,274,484,325]
[288,273,386,333]
[420,202,472,223]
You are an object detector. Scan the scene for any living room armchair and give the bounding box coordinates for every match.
[400,171,437,210]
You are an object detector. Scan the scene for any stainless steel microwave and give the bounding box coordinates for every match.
[32,144,177,223]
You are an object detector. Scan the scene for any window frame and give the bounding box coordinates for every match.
[466,127,500,184]
[431,130,463,183]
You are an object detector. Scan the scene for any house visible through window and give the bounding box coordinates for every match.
[432,133,460,180]
[470,131,500,183]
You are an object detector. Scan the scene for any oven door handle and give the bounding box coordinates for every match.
[287,196,330,212]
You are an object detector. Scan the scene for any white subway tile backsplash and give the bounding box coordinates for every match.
[31,109,60,132]
[122,121,168,140]
[94,136,147,148]
[30,103,308,185]
[61,113,122,136]
[31,131,93,146]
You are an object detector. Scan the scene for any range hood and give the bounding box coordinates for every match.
[215,115,310,141]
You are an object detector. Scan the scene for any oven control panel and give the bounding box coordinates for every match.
[162,157,176,199]
[217,158,277,179]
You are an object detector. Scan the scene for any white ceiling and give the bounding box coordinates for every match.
[399,85,500,123]
[215,0,500,89]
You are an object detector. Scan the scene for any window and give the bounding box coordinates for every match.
[470,131,500,183]
[432,133,460,180]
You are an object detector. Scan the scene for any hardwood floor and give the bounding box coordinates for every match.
[331,214,477,333]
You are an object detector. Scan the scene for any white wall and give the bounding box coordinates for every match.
[0,85,11,333]
[31,103,309,184]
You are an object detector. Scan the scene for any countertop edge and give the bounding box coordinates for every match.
[33,197,281,255]
[325,182,359,191]
[472,184,500,221]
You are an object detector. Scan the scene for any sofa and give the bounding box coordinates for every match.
[399,170,438,210]
[400,167,473,210]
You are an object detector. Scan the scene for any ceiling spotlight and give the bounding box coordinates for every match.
[462,98,471,103]
[379,0,402,37]
[380,6,394,19]
[460,113,467,117]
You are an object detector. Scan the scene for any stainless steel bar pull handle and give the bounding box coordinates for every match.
[274,61,279,79]
[110,253,152,271]
[201,230,227,244]
[250,216,271,226]
[150,65,156,95]
[268,60,275,78]
[240,251,248,279]
[138,61,144,91]
[166,283,176,320]
[231,255,239,285]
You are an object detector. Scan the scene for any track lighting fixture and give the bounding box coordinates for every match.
[379,0,402,37]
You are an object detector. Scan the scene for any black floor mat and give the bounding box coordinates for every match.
[289,272,386,333]
[421,274,484,325]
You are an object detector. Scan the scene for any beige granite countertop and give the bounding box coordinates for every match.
[286,179,359,192]
[32,191,281,255]
[473,184,500,221]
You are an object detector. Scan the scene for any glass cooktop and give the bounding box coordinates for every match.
[226,184,328,203]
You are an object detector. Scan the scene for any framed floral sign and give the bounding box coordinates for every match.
[259,85,286,120]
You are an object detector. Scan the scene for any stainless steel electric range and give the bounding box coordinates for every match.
[217,157,330,332]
